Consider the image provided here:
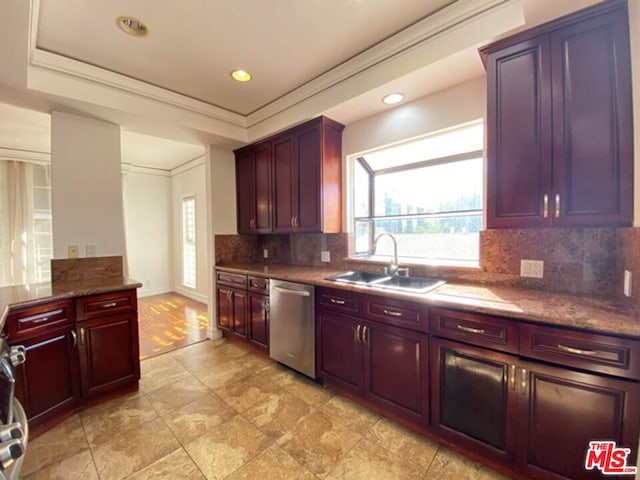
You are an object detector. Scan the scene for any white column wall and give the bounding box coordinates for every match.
[51,111,125,258]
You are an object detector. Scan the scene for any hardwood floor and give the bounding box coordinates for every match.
[137,292,209,359]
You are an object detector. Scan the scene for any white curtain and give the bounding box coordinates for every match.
[0,160,51,286]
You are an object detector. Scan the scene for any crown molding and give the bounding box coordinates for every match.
[25,0,522,143]
[0,147,50,163]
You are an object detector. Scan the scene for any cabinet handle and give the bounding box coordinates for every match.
[264,302,270,314]
[80,328,85,345]
[250,219,256,229]
[362,326,369,345]
[71,330,77,348]
[294,216,299,228]
[355,325,362,343]
[520,368,527,395]
[383,309,402,317]
[555,194,560,218]
[543,194,549,218]
[102,302,117,309]
[557,344,598,356]
[509,365,516,391]
[456,323,485,335]
[290,217,295,228]
[329,298,346,305]
[31,316,50,324]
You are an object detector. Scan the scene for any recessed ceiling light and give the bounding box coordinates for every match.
[116,16,149,37]
[382,93,404,105]
[231,69,252,83]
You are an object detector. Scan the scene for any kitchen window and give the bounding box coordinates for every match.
[352,120,483,264]
[182,195,196,289]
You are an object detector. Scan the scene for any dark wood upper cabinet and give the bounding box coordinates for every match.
[236,142,272,234]
[482,0,633,228]
[235,116,344,234]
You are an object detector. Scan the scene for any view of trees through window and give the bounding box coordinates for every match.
[353,121,483,263]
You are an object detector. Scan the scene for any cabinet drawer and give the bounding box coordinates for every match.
[76,290,137,321]
[216,271,247,289]
[7,300,74,340]
[248,276,269,294]
[430,309,518,354]
[317,287,361,315]
[364,295,428,333]
[520,324,640,380]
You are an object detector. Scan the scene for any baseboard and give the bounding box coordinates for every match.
[137,286,173,298]
[173,286,208,304]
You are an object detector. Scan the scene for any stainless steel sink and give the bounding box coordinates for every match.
[325,271,391,285]
[325,271,445,294]
[376,275,445,293]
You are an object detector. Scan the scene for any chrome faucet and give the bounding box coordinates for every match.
[373,232,401,276]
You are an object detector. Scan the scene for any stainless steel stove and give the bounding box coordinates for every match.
[0,337,27,480]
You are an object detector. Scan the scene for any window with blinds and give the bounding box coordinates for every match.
[182,196,196,289]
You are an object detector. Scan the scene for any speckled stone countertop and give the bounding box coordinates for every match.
[0,277,142,328]
[216,264,640,339]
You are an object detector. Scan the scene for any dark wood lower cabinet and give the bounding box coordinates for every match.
[365,322,428,424]
[77,313,140,399]
[431,337,640,480]
[317,310,363,396]
[248,292,269,351]
[12,326,80,426]
[520,361,640,480]
[216,285,248,340]
[317,306,428,426]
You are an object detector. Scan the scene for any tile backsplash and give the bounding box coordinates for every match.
[215,226,640,299]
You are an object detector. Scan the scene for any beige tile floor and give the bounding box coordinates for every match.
[21,337,511,480]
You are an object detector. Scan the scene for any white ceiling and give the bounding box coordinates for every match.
[37,0,454,116]
[0,0,602,170]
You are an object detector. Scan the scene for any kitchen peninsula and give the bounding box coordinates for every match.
[0,256,142,436]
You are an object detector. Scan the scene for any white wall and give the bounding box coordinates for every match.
[172,159,208,302]
[123,169,172,297]
[341,77,486,231]
[51,111,125,258]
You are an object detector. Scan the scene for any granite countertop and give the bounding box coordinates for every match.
[0,277,142,328]
[216,264,640,339]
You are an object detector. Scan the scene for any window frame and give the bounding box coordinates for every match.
[181,194,197,289]
[351,127,484,262]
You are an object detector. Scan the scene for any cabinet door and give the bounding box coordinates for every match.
[551,9,632,227]
[364,321,429,424]
[294,123,322,232]
[12,326,80,425]
[216,286,233,331]
[248,292,269,351]
[235,143,272,233]
[316,310,363,396]
[78,313,140,399]
[430,338,517,464]
[231,289,248,340]
[486,36,552,228]
[518,360,640,480]
[235,150,256,234]
[272,134,296,232]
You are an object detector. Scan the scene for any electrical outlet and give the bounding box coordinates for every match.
[321,251,331,263]
[624,270,632,297]
[520,259,544,279]
[67,245,79,259]
[85,243,97,257]
[263,249,269,259]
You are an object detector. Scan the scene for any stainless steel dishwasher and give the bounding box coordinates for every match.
[269,280,315,378]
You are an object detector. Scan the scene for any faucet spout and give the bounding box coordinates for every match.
[373,232,400,276]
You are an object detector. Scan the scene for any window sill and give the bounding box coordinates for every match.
[344,255,483,277]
